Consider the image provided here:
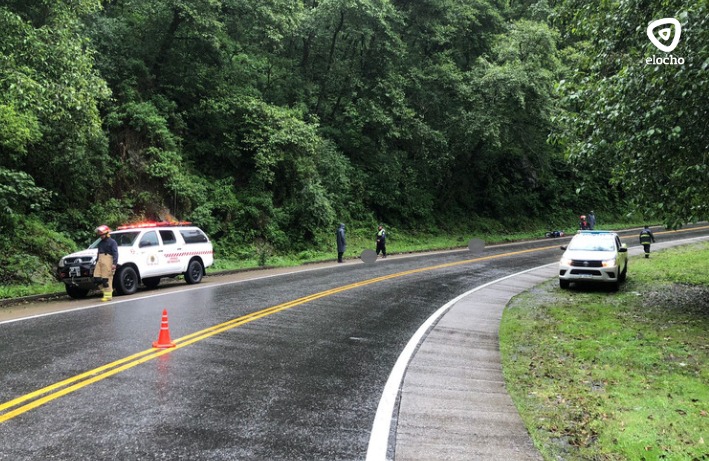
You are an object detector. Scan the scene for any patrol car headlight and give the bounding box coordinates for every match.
[58,259,65,268]
[560,257,573,266]
[602,258,616,268]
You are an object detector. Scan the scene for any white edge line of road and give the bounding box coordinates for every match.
[0,263,350,326]
[0,227,681,326]
[364,262,557,461]
[0,240,521,326]
[365,234,709,461]
[0,239,549,326]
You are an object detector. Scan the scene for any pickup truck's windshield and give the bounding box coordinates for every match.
[88,231,140,248]
[567,236,616,252]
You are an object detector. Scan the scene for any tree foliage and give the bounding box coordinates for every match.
[552,0,708,228]
[3,0,701,284]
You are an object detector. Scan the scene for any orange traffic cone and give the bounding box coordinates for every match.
[152,309,176,348]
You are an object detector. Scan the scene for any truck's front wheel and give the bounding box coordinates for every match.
[66,285,89,299]
[115,266,139,295]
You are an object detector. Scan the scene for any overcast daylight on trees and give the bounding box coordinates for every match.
[1,0,705,283]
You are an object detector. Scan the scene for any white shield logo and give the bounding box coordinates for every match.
[647,18,681,53]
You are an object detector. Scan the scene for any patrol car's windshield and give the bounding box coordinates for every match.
[88,231,140,248]
[567,235,615,252]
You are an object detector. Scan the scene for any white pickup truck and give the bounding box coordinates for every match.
[57,222,214,299]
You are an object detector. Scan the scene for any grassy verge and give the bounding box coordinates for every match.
[0,221,650,300]
[500,242,709,461]
[0,282,67,300]
[212,232,498,271]
[212,220,649,271]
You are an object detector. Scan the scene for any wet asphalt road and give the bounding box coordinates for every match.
[1,226,707,460]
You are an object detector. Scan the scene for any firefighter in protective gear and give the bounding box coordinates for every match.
[639,226,656,258]
[95,225,118,301]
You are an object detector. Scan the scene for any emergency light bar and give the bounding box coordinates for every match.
[116,221,192,230]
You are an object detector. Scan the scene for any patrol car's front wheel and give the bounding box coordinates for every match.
[184,259,204,284]
[619,262,628,282]
[115,266,139,295]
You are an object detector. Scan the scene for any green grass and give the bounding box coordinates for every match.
[0,221,654,300]
[500,242,709,461]
[0,281,66,300]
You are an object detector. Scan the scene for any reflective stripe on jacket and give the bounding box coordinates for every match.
[639,231,654,244]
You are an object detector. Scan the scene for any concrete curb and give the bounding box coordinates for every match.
[387,235,709,461]
[392,267,555,461]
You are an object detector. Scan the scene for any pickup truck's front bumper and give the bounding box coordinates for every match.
[57,263,101,290]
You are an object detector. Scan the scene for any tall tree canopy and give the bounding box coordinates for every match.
[552,0,708,228]
[0,0,110,223]
[3,0,704,284]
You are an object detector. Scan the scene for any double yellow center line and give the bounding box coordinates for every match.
[3,226,706,424]
[2,247,549,423]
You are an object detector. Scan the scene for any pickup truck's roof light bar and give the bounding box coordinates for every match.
[116,221,192,230]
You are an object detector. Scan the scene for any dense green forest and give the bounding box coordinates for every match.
[1,0,706,285]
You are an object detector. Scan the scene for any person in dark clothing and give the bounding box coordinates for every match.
[579,215,590,230]
[639,226,656,258]
[336,223,346,263]
[588,211,596,230]
[95,224,119,301]
[375,225,387,258]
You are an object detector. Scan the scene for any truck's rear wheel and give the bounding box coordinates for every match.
[184,259,203,284]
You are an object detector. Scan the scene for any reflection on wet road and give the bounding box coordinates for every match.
[1,225,707,460]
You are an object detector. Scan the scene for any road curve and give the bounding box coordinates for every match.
[1,225,707,460]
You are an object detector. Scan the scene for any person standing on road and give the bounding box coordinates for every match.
[588,211,596,230]
[95,225,118,301]
[375,225,387,258]
[336,223,346,263]
[639,226,656,258]
[579,215,590,230]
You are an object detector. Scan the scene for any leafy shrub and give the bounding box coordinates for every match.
[0,217,77,285]
[0,168,51,229]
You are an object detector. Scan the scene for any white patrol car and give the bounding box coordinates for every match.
[57,222,214,299]
[558,230,628,290]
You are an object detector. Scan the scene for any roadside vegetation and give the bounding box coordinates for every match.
[2,1,706,295]
[500,242,709,461]
[0,220,648,301]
